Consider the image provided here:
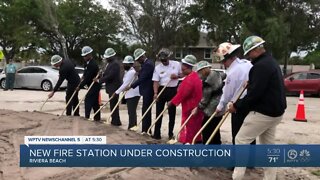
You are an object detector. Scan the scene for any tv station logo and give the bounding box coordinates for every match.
[286,149,311,163]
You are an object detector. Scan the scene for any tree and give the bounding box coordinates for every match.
[112,0,200,58]
[34,0,123,63]
[187,0,320,73]
[0,0,40,63]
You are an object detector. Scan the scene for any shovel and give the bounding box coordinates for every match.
[129,80,171,132]
[89,93,115,121]
[146,105,169,136]
[167,112,194,144]
[73,71,101,115]
[39,97,49,111]
[60,80,83,116]
[205,85,247,145]
[191,111,218,144]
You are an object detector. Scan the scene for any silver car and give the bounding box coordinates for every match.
[0,66,67,91]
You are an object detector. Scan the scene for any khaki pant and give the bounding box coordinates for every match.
[232,112,282,180]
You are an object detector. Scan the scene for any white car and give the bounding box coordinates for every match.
[0,66,67,91]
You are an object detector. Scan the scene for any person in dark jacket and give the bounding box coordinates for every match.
[48,55,80,116]
[229,36,287,180]
[95,48,122,126]
[79,46,101,121]
[126,48,154,134]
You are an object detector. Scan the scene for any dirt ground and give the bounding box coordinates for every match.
[0,89,319,180]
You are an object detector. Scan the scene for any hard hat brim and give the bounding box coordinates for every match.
[196,64,212,72]
[181,59,195,67]
[134,51,146,61]
[243,41,265,56]
[103,52,116,59]
[51,57,63,66]
[81,49,93,57]
[123,60,134,64]
[229,44,241,54]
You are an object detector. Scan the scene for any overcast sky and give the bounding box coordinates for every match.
[97,0,111,9]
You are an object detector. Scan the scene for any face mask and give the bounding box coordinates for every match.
[124,65,131,71]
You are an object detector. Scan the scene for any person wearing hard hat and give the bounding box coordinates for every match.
[228,36,287,180]
[48,55,81,116]
[192,61,224,144]
[214,42,254,147]
[95,48,122,126]
[168,55,203,144]
[79,46,101,121]
[126,48,154,134]
[151,48,181,140]
[115,55,140,129]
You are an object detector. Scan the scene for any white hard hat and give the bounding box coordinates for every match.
[50,55,62,66]
[215,42,241,62]
[81,46,93,57]
[103,48,116,59]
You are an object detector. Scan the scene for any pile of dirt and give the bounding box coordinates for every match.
[0,109,317,180]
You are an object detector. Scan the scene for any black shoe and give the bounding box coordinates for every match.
[151,135,161,140]
[111,122,122,126]
[168,134,174,140]
[227,167,234,171]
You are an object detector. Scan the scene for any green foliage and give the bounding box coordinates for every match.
[0,0,124,64]
[188,0,320,62]
[304,50,320,69]
[112,0,200,58]
[311,169,320,176]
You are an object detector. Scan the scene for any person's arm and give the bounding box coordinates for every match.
[53,67,67,92]
[216,76,236,111]
[115,70,134,94]
[80,62,99,88]
[131,62,154,89]
[234,65,271,110]
[171,80,192,106]
[153,81,160,99]
[152,67,160,97]
[99,63,119,84]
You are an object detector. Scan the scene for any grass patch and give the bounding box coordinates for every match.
[311,170,320,176]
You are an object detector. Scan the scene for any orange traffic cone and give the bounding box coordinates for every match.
[293,90,307,122]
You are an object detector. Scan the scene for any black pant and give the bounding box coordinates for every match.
[126,96,140,129]
[231,109,256,145]
[65,85,79,116]
[85,87,100,120]
[109,93,121,125]
[141,91,153,133]
[154,86,177,138]
[202,114,223,144]
[5,73,15,90]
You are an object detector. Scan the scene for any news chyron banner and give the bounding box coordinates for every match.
[20,136,320,167]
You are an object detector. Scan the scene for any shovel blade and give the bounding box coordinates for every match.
[130,126,139,131]
[167,139,177,144]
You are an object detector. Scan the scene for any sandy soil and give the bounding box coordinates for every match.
[0,89,319,180]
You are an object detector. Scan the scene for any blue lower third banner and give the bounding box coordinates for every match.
[20,145,320,167]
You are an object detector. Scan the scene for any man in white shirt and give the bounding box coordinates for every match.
[152,48,181,140]
[215,42,255,146]
[115,56,140,129]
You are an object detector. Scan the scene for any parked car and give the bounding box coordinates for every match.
[284,70,320,96]
[0,66,67,91]
[0,68,3,74]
